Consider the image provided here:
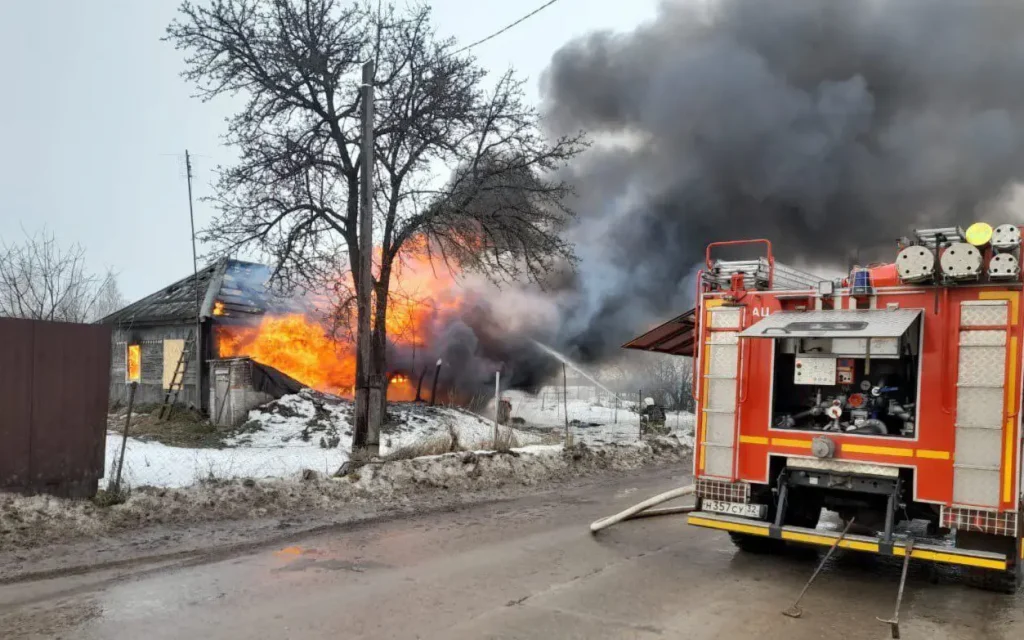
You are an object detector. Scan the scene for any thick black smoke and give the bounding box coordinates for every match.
[533,0,1024,361]
[407,0,1024,392]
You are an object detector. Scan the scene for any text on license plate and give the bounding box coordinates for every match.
[702,500,766,519]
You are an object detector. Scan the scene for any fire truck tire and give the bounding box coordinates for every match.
[960,566,1020,594]
[955,531,1021,594]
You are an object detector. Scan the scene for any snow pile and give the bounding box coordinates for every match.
[353,438,688,496]
[104,390,540,489]
[2,437,690,550]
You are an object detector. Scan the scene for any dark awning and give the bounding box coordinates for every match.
[622,309,697,357]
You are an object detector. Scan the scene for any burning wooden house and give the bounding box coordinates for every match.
[102,247,467,420]
[100,258,292,415]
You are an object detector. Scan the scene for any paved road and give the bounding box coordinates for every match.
[2,467,1022,639]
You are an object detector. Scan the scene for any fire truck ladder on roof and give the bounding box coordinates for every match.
[158,330,196,421]
[914,226,965,246]
[704,257,826,291]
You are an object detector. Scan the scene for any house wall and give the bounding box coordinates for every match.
[109,324,203,409]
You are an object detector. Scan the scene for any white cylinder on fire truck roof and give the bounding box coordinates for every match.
[988,252,1020,279]
[895,245,935,283]
[991,224,1022,251]
[940,242,982,280]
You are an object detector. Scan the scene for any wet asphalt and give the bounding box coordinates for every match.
[1,466,1021,639]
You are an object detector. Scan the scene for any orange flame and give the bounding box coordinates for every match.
[216,240,462,400]
[213,301,225,316]
[217,315,356,395]
[126,344,141,382]
[387,374,418,401]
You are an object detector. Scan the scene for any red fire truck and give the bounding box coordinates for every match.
[625,224,1024,592]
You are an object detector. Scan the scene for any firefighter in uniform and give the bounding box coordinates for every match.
[641,397,668,436]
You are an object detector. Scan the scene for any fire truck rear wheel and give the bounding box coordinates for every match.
[960,566,1020,594]
[955,532,1021,594]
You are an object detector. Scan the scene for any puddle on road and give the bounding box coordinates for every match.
[271,544,390,573]
[274,557,390,573]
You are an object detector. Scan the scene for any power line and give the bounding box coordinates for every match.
[452,0,563,55]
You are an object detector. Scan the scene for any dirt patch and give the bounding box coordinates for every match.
[107,408,225,449]
[0,438,690,554]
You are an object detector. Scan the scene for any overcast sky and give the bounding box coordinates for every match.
[0,0,659,303]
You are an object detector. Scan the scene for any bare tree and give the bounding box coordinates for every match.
[91,274,128,322]
[167,0,586,458]
[0,228,120,323]
[600,351,695,411]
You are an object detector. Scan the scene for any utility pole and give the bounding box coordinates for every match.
[414,366,427,402]
[638,389,643,440]
[429,359,443,406]
[563,363,569,446]
[186,150,202,409]
[494,371,501,448]
[353,61,377,462]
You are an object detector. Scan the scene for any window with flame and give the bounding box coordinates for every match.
[126,344,141,382]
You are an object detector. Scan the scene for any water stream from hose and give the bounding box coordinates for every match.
[530,340,621,403]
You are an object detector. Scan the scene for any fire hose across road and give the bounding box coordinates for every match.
[589,485,696,533]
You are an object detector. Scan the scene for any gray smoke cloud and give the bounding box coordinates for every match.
[528,0,1024,362]
[396,0,1024,393]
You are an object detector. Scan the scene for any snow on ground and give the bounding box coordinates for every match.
[498,387,696,446]
[104,436,342,490]
[102,387,695,490]
[105,390,541,489]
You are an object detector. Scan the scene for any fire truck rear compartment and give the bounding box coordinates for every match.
[755,457,938,535]
[766,315,921,438]
[777,465,934,534]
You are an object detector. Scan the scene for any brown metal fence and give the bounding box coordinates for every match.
[0,317,111,497]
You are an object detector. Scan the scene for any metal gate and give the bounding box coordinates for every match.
[0,317,111,497]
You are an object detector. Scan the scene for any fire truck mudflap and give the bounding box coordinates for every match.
[625,228,1024,593]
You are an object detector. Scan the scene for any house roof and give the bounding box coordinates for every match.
[100,259,272,327]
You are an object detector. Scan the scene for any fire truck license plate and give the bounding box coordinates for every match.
[702,500,766,519]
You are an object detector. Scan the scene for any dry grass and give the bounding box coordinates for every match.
[536,431,567,446]
[492,427,521,452]
[108,407,225,449]
[92,486,130,507]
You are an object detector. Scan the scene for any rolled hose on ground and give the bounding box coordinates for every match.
[590,485,696,533]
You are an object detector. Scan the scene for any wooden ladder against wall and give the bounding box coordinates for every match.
[158,330,196,421]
